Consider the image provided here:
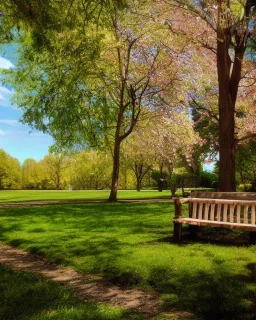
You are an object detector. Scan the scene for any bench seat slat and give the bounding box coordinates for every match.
[173,218,256,232]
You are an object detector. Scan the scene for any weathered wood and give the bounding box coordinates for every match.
[244,205,249,224]
[223,204,228,222]
[174,198,182,219]
[252,206,256,225]
[192,202,197,219]
[204,202,210,220]
[210,203,215,221]
[173,218,256,232]
[173,223,182,242]
[172,192,256,243]
[191,192,256,200]
[236,205,241,223]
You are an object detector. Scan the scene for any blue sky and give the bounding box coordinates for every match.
[0,53,53,164]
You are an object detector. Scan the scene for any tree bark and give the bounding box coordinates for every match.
[216,2,248,192]
[109,112,123,202]
[217,28,236,192]
[109,136,121,202]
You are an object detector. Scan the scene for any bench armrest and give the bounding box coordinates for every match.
[173,197,190,218]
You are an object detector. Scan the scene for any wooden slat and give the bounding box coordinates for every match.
[204,203,210,220]
[173,217,256,231]
[192,202,197,219]
[229,204,235,223]
[188,198,256,205]
[251,206,256,224]
[191,191,256,200]
[223,204,228,222]
[198,203,203,219]
[216,203,222,222]
[244,205,249,224]
[236,205,241,223]
[210,203,215,221]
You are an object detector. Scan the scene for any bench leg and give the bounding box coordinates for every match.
[174,223,182,242]
[250,232,256,245]
[189,225,198,240]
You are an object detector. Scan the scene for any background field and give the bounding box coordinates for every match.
[0,190,172,202]
[0,199,256,319]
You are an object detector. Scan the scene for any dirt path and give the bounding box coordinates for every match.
[0,243,161,317]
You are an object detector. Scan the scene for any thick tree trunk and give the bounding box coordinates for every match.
[136,179,142,192]
[217,29,236,192]
[218,93,236,191]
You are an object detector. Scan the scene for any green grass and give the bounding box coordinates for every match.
[0,202,256,319]
[0,189,172,202]
[0,265,144,320]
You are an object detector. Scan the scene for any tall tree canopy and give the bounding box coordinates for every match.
[161,0,256,191]
[1,0,189,201]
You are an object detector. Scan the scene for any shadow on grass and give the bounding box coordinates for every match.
[149,262,256,320]
[1,203,256,319]
[0,265,142,320]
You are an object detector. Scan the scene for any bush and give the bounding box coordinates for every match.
[200,171,218,188]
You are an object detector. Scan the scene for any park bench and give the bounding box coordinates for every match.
[173,192,256,243]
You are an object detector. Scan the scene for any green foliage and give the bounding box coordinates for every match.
[0,149,21,189]
[151,170,168,191]
[236,141,256,186]
[70,150,112,190]
[199,170,218,188]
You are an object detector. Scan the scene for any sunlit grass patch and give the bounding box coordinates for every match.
[0,202,256,319]
[0,189,172,202]
[0,265,142,320]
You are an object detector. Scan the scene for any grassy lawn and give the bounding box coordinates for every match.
[0,202,256,319]
[0,189,172,202]
[0,265,145,320]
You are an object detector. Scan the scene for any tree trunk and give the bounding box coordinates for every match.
[136,179,142,192]
[109,111,123,202]
[217,28,236,192]
[109,136,121,202]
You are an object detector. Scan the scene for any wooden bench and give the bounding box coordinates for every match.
[173,192,256,243]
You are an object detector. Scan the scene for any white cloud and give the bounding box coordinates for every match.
[0,129,5,135]
[0,86,12,95]
[0,119,20,126]
[0,57,14,69]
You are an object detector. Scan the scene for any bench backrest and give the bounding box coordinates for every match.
[191,191,256,200]
[188,192,256,225]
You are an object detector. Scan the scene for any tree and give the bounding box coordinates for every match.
[0,149,21,189]
[128,110,202,194]
[21,158,40,189]
[70,150,112,190]
[122,131,154,191]
[41,153,69,190]
[2,1,185,201]
[162,0,256,191]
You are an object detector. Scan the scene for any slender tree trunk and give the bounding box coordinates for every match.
[109,113,123,202]
[109,137,121,201]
